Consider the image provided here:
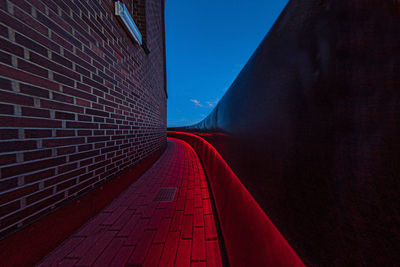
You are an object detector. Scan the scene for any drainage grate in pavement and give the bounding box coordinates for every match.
[153,187,177,202]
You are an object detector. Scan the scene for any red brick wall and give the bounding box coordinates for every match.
[0,0,167,238]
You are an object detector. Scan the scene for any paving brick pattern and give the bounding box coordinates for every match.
[39,138,223,266]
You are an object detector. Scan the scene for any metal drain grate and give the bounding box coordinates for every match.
[153,187,177,202]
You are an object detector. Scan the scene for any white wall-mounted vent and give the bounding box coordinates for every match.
[115,1,143,45]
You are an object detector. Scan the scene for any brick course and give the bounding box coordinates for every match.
[0,0,167,238]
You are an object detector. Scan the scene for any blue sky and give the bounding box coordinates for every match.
[165,0,289,127]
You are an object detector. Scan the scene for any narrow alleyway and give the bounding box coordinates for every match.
[39,138,223,266]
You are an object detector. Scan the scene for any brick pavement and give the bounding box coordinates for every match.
[38,138,223,266]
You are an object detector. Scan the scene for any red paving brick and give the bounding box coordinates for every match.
[39,138,223,266]
[159,231,180,266]
[192,227,206,261]
[182,215,194,239]
[206,240,223,267]
[128,230,156,265]
[154,218,171,244]
[176,239,192,266]
[93,238,126,266]
[143,244,164,267]
[204,215,218,241]
[194,208,204,227]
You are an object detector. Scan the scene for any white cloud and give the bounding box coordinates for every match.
[206,102,214,108]
[190,99,203,107]
[206,98,219,108]
[190,98,219,108]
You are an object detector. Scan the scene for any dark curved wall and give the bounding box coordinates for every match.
[172,1,400,266]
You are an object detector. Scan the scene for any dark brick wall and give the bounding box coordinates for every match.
[0,0,167,238]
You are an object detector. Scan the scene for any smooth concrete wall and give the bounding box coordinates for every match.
[180,1,400,265]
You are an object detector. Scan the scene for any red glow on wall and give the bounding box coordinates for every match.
[168,131,305,267]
